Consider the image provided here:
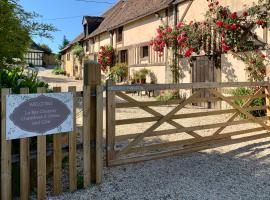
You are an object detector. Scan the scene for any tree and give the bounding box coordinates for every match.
[56,35,70,63]
[39,43,52,54]
[58,35,70,50]
[0,0,57,66]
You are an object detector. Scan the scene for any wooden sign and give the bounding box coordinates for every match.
[6,93,73,140]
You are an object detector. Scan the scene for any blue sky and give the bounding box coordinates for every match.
[20,0,117,53]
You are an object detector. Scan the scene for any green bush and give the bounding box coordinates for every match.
[156,90,182,101]
[231,87,265,117]
[0,66,48,93]
[110,63,128,82]
[52,67,66,75]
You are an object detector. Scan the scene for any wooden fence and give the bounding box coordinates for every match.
[0,63,103,200]
[106,80,270,166]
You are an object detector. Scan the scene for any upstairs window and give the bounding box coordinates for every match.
[86,41,89,52]
[141,46,149,58]
[67,53,70,61]
[117,27,123,42]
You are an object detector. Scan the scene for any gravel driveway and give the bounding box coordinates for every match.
[49,94,270,200]
[49,139,270,200]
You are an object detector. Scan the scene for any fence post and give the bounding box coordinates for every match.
[37,87,47,200]
[68,86,77,191]
[96,85,103,184]
[106,79,116,166]
[1,88,12,200]
[20,88,30,200]
[265,79,270,126]
[83,61,101,184]
[53,87,62,195]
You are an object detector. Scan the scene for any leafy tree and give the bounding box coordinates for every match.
[0,0,57,66]
[58,35,70,50]
[55,35,70,63]
[39,43,52,54]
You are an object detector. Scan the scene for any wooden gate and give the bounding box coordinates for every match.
[106,80,270,166]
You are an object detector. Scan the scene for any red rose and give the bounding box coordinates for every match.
[256,20,265,26]
[261,54,266,58]
[184,48,194,57]
[230,12,237,19]
[225,23,230,29]
[216,1,219,5]
[231,23,237,30]
[242,11,248,17]
[177,22,184,28]
[216,20,224,27]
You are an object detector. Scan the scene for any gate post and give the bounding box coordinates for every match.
[83,61,102,184]
[106,79,116,166]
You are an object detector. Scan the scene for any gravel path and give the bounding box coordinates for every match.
[49,139,270,200]
[37,67,83,91]
[50,94,270,200]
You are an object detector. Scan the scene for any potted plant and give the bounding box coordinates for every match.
[133,71,141,83]
[138,68,150,84]
[110,63,128,82]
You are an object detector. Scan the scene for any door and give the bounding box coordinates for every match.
[192,55,220,108]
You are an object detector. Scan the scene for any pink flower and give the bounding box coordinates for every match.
[177,22,184,28]
[216,20,224,27]
[166,27,173,33]
[184,48,194,57]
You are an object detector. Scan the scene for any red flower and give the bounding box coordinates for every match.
[216,1,219,5]
[230,12,237,19]
[216,20,224,27]
[242,11,248,17]
[184,48,194,57]
[166,27,173,33]
[261,54,266,59]
[231,23,237,30]
[256,20,265,26]
[225,23,230,29]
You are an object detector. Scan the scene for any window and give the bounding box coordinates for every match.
[117,27,123,42]
[86,41,89,52]
[141,46,149,58]
[67,53,70,61]
[119,50,128,63]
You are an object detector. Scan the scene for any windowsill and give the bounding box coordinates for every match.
[140,57,149,61]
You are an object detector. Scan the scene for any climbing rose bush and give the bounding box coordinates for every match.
[150,0,270,81]
[98,45,114,72]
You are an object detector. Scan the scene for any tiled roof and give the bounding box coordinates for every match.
[86,0,174,39]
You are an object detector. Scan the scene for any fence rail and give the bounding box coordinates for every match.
[107,81,269,91]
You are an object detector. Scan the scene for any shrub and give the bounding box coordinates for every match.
[110,63,128,82]
[0,66,49,93]
[52,67,66,75]
[231,87,265,117]
[156,90,182,101]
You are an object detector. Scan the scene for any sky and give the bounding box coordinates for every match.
[20,0,117,53]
